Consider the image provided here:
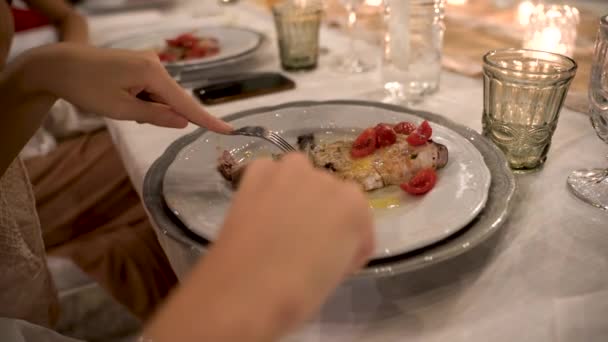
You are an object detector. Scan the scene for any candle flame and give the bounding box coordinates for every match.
[537,26,562,50]
[365,0,383,6]
[518,1,535,26]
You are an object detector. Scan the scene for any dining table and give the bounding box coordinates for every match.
[11,0,608,341]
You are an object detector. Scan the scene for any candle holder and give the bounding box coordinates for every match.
[522,3,579,58]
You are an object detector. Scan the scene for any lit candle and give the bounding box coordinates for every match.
[447,0,467,5]
[359,0,383,15]
[522,4,579,58]
[528,27,564,53]
[517,1,535,26]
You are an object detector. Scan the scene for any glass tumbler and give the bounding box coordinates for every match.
[272,1,323,71]
[482,49,577,171]
[381,0,446,104]
[331,0,374,74]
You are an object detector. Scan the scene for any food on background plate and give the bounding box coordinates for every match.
[218,121,448,196]
[157,33,220,62]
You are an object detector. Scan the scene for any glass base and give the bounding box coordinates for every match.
[510,164,544,174]
[567,168,608,210]
[359,83,438,107]
[332,56,374,74]
[282,63,317,72]
[382,82,424,105]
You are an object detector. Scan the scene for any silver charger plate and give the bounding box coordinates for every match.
[105,26,263,70]
[143,100,516,278]
[162,103,492,259]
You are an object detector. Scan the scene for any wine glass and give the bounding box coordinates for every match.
[567,15,608,210]
[332,0,374,73]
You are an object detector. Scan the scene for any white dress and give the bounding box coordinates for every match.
[0,159,82,341]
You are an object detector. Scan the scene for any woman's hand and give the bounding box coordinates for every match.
[22,43,232,132]
[144,154,374,342]
[0,42,230,176]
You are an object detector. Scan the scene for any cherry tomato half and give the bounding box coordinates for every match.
[374,124,397,148]
[177,33,198,43]
[417,120,432,138]
[400,168,437,195]
[181,40,197,49]
[406,120,433,146]
[167,33,198,47]
[158,52,177,62]
[351,128,377,158]
[394,121,416,135]
[165,38,181,47]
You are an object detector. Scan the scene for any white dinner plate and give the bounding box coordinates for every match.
[105,26,263,69]
[162,103,492,259]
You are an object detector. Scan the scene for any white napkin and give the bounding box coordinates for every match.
[20,128,57,160]
[44,100,105,139]
[20,100,105,160]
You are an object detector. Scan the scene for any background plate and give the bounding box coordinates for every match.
[106,26,263,69]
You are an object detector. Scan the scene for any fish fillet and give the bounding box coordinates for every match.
[218,133,448,191]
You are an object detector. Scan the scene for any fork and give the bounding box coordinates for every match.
[229,126,297,153]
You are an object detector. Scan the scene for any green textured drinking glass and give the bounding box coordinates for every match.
[272,1,322,71]
[482,48,577,172]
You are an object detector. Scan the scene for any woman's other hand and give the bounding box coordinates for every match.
[20,43,232,132]
[144,154,374,341]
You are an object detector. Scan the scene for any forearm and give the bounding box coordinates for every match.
[23,0,89,44]
[143,242,299,342]
[57,12,88,44]
[0,48,58,176]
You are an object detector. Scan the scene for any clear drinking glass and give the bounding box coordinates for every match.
[482,49,577,171]
[567,15,608,210]
[331,0,374,73]
[381,0,446,104]
[273,1,323,71]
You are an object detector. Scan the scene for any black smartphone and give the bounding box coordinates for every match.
[193,73,296,105]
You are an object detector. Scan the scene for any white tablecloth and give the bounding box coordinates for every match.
[13,2,608,341]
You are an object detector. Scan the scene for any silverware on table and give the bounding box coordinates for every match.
[229,126,297,153]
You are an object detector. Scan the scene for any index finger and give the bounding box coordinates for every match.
[146,65,233,133]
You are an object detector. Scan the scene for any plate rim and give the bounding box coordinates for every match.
[103,25,264,69]
[162,105,493,258]
[143,100,516,278]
